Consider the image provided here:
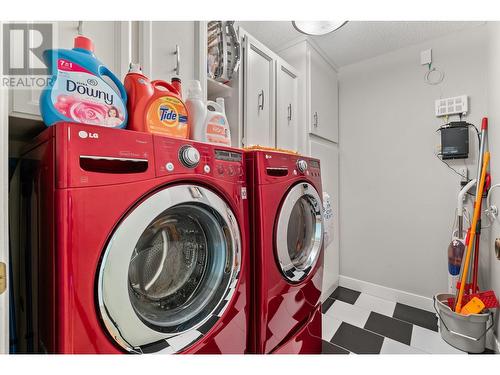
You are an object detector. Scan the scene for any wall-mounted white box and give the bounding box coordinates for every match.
[421,49,432,65]
[435,95,468,117]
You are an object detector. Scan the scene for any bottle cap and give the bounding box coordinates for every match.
[172,77,181,83]
[482,117,488,130]
[128,63,143,74]
[74,35,94,52]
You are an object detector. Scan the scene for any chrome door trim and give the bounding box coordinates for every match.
[80,155,148,162]
[275,182,323,283]
[97,184,241,353]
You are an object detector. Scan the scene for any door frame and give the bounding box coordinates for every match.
[0,20,10,354]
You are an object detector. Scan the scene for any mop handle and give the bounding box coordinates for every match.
[455,152,490,313]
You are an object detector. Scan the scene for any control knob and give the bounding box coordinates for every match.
[296,159,308,173]
[179,146,200,168]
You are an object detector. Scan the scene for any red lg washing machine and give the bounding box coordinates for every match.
[246,150,324,354]
[18,122,250,354]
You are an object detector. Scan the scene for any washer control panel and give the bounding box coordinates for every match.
[154,136,244,183]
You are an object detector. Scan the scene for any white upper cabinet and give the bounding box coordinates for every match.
[276,60,298,151]
[139,22,196,88]
[242,34,275,148]
[308,44,339,143]
[9,21,131,120]
[279,40,339,146]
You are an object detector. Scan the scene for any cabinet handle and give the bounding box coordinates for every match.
[174,44,180,75]
[288,104,292,121]
[258,89,265,111]
[313,112,318,127]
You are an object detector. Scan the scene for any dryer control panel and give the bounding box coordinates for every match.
[246,150,322,187]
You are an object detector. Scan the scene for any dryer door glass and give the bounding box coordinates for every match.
[97,185,241,353]
[275,182,323,283]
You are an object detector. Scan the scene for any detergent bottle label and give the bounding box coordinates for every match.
[50,59,126,127]
[206,114,231,145]
[146,96,189,137]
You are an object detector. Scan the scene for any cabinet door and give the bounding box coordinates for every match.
[308,136,339,299]
[276,60,298,151]
[309,45,338,143]
[243,35,275,147]
[140,22,196,90]
[9,21,131,119]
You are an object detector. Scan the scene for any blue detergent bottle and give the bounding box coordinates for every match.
[40,35,127,128]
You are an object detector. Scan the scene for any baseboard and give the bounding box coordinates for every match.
[321,279,339,303]
[339,275,434,312]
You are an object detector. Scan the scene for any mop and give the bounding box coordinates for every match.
[455,152,490,313]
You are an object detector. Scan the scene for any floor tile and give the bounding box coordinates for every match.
[321,297,335,314]
[410,325,465,354]
[380,337,425,354]
[329,286,361,304]
[322,313,342,341]
[355,293,396,317]
[322,340,350,354]
[393,303,438,332]
[364,311,413,345]
[331,322,384,354]
[324,299,371,328]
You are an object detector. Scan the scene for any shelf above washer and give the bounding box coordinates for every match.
[207,78,233,99]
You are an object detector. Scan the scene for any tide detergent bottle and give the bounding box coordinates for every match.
[124,64,189,138]
[40,35,127,128]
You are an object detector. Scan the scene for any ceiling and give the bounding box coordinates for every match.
[237,21,485,67]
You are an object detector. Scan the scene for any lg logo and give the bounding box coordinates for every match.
[78,130,99,139]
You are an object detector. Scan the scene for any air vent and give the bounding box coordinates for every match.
[435,95,468,117]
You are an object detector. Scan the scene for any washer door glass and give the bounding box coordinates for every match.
[98,185,241,353]
[275,182,323,283]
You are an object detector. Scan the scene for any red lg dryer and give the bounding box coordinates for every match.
[246,150,324,354]
[17,122,250,354]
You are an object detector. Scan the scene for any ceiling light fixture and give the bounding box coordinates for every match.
[292,21,347,36]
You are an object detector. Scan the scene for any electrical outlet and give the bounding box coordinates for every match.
[435,95,468,117]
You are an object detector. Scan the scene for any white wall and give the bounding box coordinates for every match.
[487,22,500,351]
[339,25,489,299]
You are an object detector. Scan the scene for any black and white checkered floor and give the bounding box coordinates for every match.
[321,286,496,354]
